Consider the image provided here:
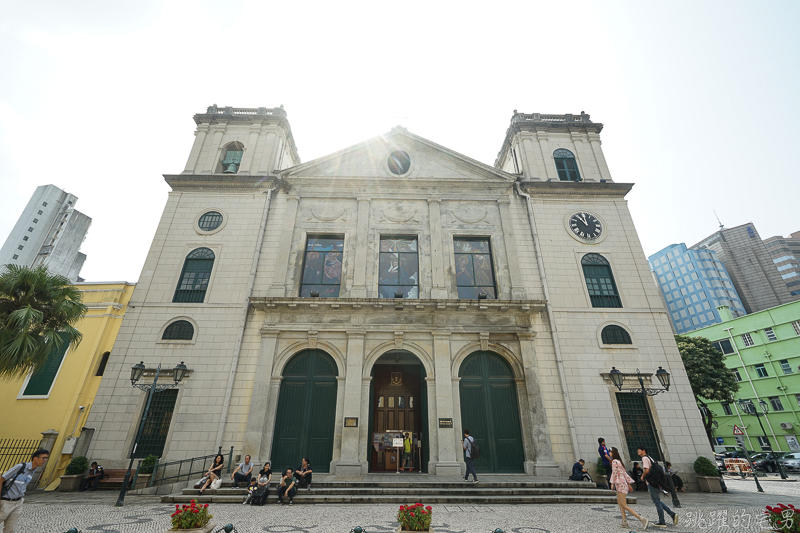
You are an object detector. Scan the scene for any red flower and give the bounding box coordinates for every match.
[416,503,423,507]
[426,506,432,510]
[400,506,405,510]
[421,510,427,514]
[410,512,415,517]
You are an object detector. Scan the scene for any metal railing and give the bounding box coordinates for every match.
[131,446,234,489]
[0,438,41,473]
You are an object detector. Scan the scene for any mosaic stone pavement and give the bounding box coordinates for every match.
[11,476,799,533]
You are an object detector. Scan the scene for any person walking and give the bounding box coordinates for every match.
[401,433,413,471]
[230,455,254,488]
[638,447,678,528]
[598,438,612,485]
[462,429,478,483]
[610,448,649,530]
[0,448,49,533]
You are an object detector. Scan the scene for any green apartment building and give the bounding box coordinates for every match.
[686,301,800,453]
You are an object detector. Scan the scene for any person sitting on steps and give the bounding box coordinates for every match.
[569,459,592,481]
[294,458,313,490]
[277,468,297,505]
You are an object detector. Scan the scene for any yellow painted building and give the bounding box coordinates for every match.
[0,281,134,488]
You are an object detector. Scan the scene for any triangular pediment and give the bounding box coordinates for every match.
[280,127,515,182]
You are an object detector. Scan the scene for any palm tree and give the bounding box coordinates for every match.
[0,264,87,380]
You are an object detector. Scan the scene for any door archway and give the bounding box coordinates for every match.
[458,351,524,473]
[272,350,338,473]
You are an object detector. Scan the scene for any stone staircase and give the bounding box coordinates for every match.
[161,478,636,505]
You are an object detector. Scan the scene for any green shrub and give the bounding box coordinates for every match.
[139,454,159,475]
[693,456,719,476]
[596,457,607,476]
[65,455,89,475]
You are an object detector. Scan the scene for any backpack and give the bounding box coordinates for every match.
[1,464,25,497]
[644,456,666,488]
[467,437,481,459]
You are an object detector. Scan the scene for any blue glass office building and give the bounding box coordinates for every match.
[648,243,747,334]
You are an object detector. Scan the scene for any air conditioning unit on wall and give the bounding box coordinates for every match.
[780,422,794,431]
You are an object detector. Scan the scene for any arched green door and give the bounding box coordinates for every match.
[272,350,338,473]
[459,351,524,473]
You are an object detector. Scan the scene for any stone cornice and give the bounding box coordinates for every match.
[250,297,545,315]
[519,180,633,198]
[164,174,279,190]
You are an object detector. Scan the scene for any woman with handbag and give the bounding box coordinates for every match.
[199,454,225,494]
[610,448,648,530]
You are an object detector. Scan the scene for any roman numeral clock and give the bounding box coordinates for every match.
[567,211,605,244]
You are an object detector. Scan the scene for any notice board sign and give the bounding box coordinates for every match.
[438,418,453,428]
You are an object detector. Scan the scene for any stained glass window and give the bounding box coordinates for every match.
[173,248,215,303]
[378,236,419,298]
[554,148,581,182]
[581,254,622,308]
[300,235,344,297]
[454,238,496,299]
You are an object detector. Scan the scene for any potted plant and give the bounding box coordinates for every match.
[694,456,723,493]
[168,500,214,533]
[397,503,434,532]
[59,455,89,492]
[762,503,799,533]
[135,454,159,489]
[595,457,608,484]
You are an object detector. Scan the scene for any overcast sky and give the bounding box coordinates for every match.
[1,0,798,282]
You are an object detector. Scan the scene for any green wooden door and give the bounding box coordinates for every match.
[272,350,339,472]
[459,351,524,473]
[616,392,661,461]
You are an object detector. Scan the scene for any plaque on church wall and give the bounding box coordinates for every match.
[391,372,402,386]
[344,417,358,427]
[438,418,453,428]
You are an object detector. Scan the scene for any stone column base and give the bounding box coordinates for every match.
[533,461,562,477]
[334,462,368,476]
[433,461,462,476]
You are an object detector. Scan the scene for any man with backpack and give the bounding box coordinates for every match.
[637,446,678,528]
[462,429,479,483]
[0,448,49,533]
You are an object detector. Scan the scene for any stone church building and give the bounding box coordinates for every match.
[87,106,710,477]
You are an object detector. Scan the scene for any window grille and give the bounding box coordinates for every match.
[581,254,622,308]
[173,248,215,303]
[780,359,793,374]
[601,325,632,344]
[616,393,661,461]
[764,328,777,342]
[134,389,179,458]
[162,320,195,340]
[741,333,754,347]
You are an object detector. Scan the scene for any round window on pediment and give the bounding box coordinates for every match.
[387,151,411,175]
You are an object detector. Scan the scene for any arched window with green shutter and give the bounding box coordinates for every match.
[582,254,622,308]
[554,148,581,182]
[173,248,215,303]
[601,325,632,344]
[162,320,195,340]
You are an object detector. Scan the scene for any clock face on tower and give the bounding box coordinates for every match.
[568,212,603,241]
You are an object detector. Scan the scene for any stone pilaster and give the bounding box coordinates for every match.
[588,133,612,181]
[334,331,367,474]
[497,198,527,299]
[237,125,262,175]
[428,199,447,299]
[204,125,226,174]
[570,132,591,182]
[537,132,557,181]
[431,332,460,475]
[183,124,209,174]
[268,195,299,296]
[350,198,371,298]
[244,331,280,461]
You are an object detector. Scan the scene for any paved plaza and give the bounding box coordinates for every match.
[10,476,799,533]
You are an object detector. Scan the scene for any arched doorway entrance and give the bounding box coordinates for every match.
[458,351,524,473]
[272,349,338,473]
[367,351,429,472]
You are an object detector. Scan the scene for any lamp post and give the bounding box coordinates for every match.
[737,399,788,480]
[609,366,680,508]
[115,361,188,507]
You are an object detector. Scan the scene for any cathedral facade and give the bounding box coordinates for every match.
[86,106,710,477]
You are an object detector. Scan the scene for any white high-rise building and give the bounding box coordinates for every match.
[0,185,91,282]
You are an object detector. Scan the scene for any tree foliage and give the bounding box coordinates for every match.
[0,264,86,380]
[675,334,740,447]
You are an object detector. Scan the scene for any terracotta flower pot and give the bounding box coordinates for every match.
[166,522,215,533]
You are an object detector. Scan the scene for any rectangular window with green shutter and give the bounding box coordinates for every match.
[21,333,71,397]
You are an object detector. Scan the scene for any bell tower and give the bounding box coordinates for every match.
[181,105,300,176]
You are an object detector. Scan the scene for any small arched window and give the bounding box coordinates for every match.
[554,148,581,182]
[163,320,195,340]
[220,141,244,174]
[173,248,215,303]
[601,325,632,344]
[582,254,622,308]
[96,352,110,376]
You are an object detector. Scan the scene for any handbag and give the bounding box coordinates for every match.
[194,475,209,489]
[210,478,222,490]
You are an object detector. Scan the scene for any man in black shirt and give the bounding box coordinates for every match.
[79,462,104,492]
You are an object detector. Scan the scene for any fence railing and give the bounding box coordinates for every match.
[0,438,41,473]
[132,446,234,489]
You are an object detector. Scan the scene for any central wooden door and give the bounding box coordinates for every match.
[272,350,338,473]
[370,363,423,471]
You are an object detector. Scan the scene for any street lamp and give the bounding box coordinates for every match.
[737,399,788,480]
[115,361,188,507]
[609,367,680,508]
